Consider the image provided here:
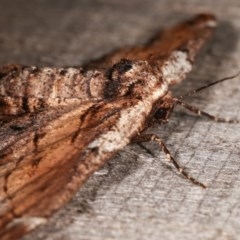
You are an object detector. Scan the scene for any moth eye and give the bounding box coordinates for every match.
[154,108,169,119]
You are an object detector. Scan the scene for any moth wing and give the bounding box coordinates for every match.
[0,14,216,239]
[0,98,136,239]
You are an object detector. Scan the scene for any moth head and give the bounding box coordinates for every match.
[154,93,175,122]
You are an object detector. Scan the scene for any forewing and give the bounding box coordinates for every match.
[0,98,136,239]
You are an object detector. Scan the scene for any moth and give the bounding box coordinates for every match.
[0,14,237,239]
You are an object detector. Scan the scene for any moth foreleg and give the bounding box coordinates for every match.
[175,99,240,123]
[134,134,206,188]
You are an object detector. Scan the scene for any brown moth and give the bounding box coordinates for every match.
[0,14,222,239]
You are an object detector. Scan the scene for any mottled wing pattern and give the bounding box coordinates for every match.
[0,14,216,239]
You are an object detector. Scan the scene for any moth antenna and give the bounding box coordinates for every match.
[174,99,240,123]
[178,71,240,99]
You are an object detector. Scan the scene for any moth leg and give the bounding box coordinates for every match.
[134,134,206,188]
[175,99,240,123]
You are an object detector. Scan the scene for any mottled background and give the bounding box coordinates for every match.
[0,1,240,239]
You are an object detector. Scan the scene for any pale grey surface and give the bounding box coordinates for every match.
[0,1,240,240]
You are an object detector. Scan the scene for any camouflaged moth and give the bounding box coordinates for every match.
[1,13,235,239]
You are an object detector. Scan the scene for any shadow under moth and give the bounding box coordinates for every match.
[0,13,238,239]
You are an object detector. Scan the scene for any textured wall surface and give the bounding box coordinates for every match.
[0,1,240,239]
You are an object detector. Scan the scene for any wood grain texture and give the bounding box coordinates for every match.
[0,1,239,240]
